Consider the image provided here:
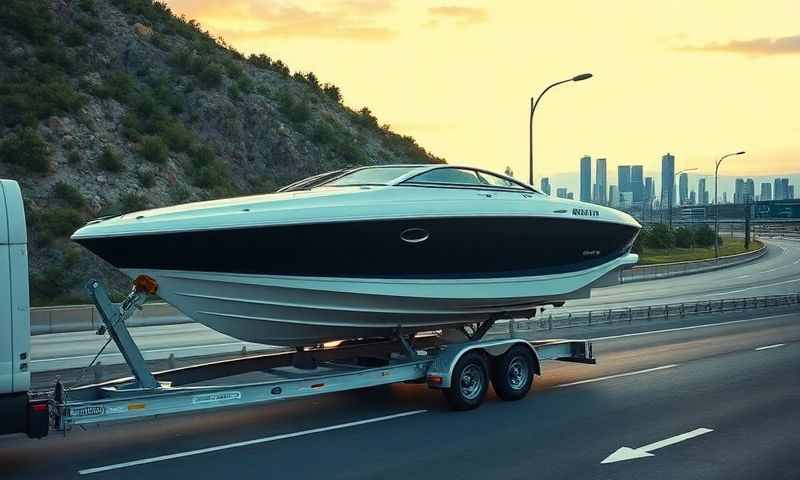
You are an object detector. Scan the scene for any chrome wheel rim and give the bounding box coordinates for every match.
[507,357,529,390]
[460,364,484,400]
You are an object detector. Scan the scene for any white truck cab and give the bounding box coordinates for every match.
[0,179,46,438]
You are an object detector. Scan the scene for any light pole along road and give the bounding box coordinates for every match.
[668,167,697,229]
[714,151,746,258]
[529,73,592,186]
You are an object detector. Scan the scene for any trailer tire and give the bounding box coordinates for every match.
[492,345,534,401]
[443,351,489,411]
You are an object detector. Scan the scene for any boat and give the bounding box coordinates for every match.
[71,165,641,346]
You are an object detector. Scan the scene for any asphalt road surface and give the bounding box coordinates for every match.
[3,309,799,479]
[28,238,800,371]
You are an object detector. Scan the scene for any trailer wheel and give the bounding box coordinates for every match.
[492,345,534,401]
[443,351,489,411]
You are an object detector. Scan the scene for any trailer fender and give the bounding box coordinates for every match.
[426,339,540,389]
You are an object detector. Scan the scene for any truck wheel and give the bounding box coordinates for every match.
[443,351,489,411]
[492,345,534,401]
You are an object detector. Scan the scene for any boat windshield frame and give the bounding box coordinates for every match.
[399,166,540,194]
[313,165,426,188]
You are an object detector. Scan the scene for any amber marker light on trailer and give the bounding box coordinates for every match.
[134,275,159,295]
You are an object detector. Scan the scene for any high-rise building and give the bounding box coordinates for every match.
[618,165,631,196]
[567,192,574,200]
[620,191,633,208]
[734,178,745,203]
[540,177,551,195]
[631,165,644,202]
[760,182,772,202]
[679,172,689,205]
[556,187,568,199]
[594,158,607,204]
[698,178,708,205]
[723,192,728,204]
[644,176,655,204]
[781,178,790,199]
[660,153,675,207]
[689,191,696,205]
[745,179,755,203]
[580,155,592,202]
[774,178,784,200]
[789,185,795,199]
[609,185,620,208]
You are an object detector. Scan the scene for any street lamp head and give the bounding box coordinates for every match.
[736,151,746,155]
[572,73,593,82]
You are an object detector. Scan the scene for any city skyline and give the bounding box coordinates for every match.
[162,1,800,178]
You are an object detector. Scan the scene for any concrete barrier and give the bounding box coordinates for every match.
[621,242,767,283]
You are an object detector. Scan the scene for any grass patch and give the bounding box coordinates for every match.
[638,239,763,265]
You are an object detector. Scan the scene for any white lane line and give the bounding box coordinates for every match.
[701,277,800,297]
[794,258,800,265]
[589,312,797,342]
[734,275,751,279]
[79,410,427,475]
[755,343,785,351]
[554,364,678,388]
[757,267,783,274]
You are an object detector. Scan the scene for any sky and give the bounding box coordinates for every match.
[162,0,799,189]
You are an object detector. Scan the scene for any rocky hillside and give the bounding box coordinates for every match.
[0,0,444,305]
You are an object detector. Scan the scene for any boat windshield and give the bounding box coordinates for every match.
[320,166,419,187]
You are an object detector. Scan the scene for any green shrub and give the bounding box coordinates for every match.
[692,225,718,247]
[136,169,156,188]
[674,226,693,248]
[223,59,244,80]
[77,14,104,34]
[0,0,53,44]
[0,129,49,173]
[78,0,96,13]
[97,72,136,103]
[198,63,224,88]
[63,27,87,47]
[642,223,675,249]
[0,79,85,126]
[311,121,336,145]
[158,118,193,151]
[353,107,379,129]
[140,135,168,163]
[189,144,228,188]
[98,146,124,172]
[53,181,86,209]
[29,207,84,246]
[322,83,341,102]
[169,184,190,203]
[228,84,241,101]
[67,150,81,165]
[277,91,310,124]
[118,192,148,213]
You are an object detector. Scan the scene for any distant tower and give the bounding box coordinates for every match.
[660,153,675,207]
[556,187,568,199]
[698,178,708,205]
[567,192,574,200]
[504,166,514,178]
[644,177,655,204]
[609,185,620,208]
[540,177,551,195]
[594,158,607,204]
[774,178,783,200]
[617,166,631,197]
[678,172,689,205]
[745,178,755,203]
[760,182,772,202]
[734,178,745,203]
[631,165,644,203]
[580,155,592,202]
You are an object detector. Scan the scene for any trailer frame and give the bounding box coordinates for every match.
[51,280,595,431]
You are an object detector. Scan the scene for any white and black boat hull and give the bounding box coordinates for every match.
[124,252,636,346]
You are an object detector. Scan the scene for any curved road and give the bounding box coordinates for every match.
[29,238,800,372]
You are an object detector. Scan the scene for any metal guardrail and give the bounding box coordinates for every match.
[30,302,192,335]
[502,293,800,334]
[621,243,767,283]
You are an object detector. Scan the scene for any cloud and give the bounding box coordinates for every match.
[177,1,398,42]
[426,6,488,27]
[678,34,800,56]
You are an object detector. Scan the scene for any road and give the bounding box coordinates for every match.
[28,238,800,372]
[3,309,799,479]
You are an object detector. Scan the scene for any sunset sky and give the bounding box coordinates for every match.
[163,0,799,186]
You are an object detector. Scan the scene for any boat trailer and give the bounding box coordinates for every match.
[51,280,595,430]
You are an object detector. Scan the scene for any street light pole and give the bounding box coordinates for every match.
[529,73,592,186]
[714,151,746,258]
[669,168,698,229]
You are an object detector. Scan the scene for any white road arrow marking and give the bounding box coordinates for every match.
[602,428,713,464]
